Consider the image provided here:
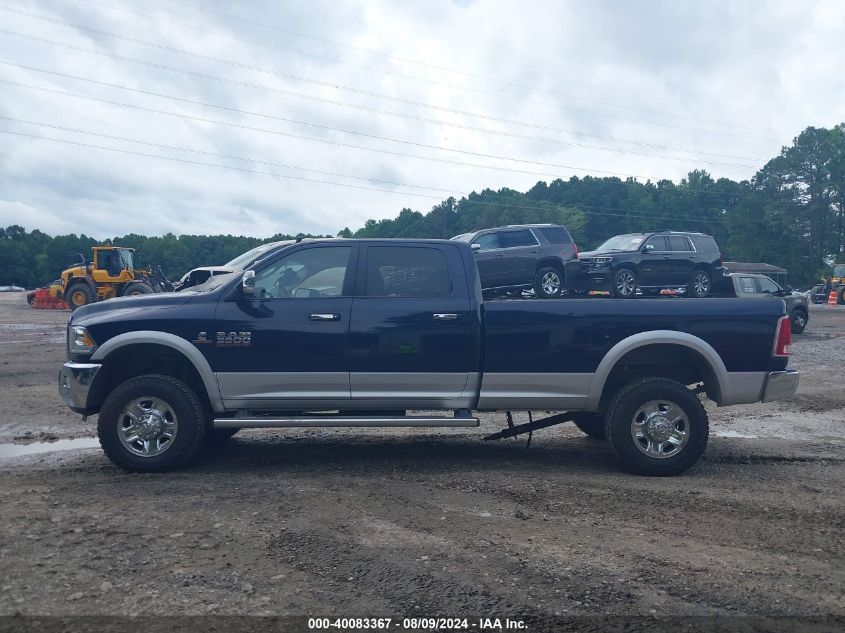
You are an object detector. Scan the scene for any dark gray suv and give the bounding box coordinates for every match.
[450,224,578,298]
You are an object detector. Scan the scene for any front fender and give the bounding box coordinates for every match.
[90,331,224,412]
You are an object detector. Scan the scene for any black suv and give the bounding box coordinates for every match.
[450,224,578,298]
[565,230,723,298]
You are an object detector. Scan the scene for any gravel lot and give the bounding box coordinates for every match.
[0,293,842,624]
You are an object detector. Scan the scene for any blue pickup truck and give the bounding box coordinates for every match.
[59,239,798,476]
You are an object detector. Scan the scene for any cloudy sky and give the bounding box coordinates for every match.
[0,0,843,239]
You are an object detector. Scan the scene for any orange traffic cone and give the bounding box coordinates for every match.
[828,290,838,305]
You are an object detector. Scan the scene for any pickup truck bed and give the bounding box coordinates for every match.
[59,239,798,476]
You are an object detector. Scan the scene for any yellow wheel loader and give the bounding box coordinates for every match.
[58,246,174,311]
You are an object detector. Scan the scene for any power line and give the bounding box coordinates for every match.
[0,127,445,199]
[1,77,757,197]
[160,0,775,136]
[0,18,765,163]
[68,0,779,145]
[2,61,761,187]
[0,114,457,195]
[0,127,741,226]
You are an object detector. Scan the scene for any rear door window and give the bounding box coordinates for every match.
[498,229,538,248]
[364,247,452,297]
[667,236,691,251]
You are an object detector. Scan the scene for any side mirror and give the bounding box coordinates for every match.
[241,270,256,296]
[471,243,482,252]
[643,244,655,252]
[785,285,793,293]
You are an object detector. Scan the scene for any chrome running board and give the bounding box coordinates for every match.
[213,416,479,429]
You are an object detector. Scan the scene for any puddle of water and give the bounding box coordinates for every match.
[714,430,759,439]
[0,438,100,459]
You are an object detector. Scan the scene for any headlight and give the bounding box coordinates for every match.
[591,256,613,269]
[69,326,97,355]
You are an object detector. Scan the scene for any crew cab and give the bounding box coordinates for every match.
[59,239,798,476]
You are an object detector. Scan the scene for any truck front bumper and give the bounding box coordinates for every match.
[761,369,799,402]
[58,362,101,413]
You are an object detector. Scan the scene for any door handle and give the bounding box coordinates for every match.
[309,313,341,321]
[494,254,505,258]
[432,313,459,321]
[529,250,539,254]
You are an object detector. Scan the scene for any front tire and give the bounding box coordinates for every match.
[67,283,94,311]
[604,377,709,476]
[790,309,807,334]
[534,266,564,298]
[98,374,206,472]
[687,270,711,298]
[612,268,638,298]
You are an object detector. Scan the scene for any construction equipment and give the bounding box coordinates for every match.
[30,246,174,311]
[810,264,845,305]
[27,280,68,309]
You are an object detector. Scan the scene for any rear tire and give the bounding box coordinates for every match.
[687,269,712,298]
[612,268,638,298]
[98,374,206,472]
[572,413,605,440]
[67,283,94,311]
[604,377,708,476]
[790,309,807,334]
[534,266,564,299]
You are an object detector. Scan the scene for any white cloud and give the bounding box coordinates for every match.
[0,0,843,239]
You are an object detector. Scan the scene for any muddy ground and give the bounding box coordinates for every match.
[0,293,842,623]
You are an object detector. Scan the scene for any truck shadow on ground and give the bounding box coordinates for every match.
[187,434,624,476]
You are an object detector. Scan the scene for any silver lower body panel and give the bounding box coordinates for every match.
[476,372,592,410]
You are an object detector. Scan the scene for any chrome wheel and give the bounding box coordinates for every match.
[615,270,636,296]
[541,271,561,296]
[117,396,178,457]
[630,399,689,459]
[692,272,710,296]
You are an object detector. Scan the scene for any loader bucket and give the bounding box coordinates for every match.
[28,288,69,310]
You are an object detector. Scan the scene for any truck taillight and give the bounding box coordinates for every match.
[773,316,791,357]
[573,243,579,258]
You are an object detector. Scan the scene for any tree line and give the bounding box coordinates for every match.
[1,123,843,289]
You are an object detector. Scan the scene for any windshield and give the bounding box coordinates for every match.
[183,271,239,293]
[224,241,291,269]
[595,234,645,252]
[225,244,271,269]
[118,249,133,270]
[450,233,472,242]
